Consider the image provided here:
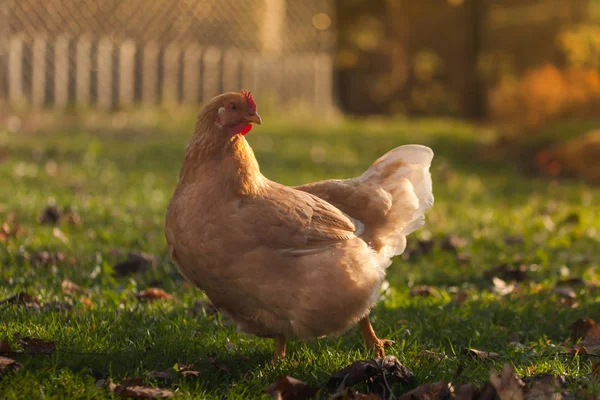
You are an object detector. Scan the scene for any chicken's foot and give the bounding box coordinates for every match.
[273,335,286,362]
[359,315,394,358]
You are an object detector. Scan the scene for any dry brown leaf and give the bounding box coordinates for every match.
[440,234,468,252]
[113,252,159,276]
[0,341,14,355]
[467,348,500,360]
[398,380,452,399]
[81,297,94,308]
[327,356,413,399]
[265,376,320,400]
[523,374,566,399]
[0,222,20,242]
[504,235,524,246]
[108,379,173,398]
[135,288,173,302]
[409,286,437,297]
[62,279,84,295]
[581,323,600,354]
[0,292,41,309]
[489,364,525,400]
[484,264,529,282]
[0,356,23,377]
[38,205,61,224]
[570,318,595,342]
[552,286,576,299]
[207,354,230,374]
[28,251,65,267]
[452,291,469,305]
[331,387,380,399]
[14,333,56,355]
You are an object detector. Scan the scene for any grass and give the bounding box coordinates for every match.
[0,110,599,398]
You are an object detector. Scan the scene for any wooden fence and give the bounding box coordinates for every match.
[4,35,333,111]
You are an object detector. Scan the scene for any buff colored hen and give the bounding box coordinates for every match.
[165,91,434,361]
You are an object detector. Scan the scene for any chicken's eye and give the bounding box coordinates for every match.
[231,103,237,111]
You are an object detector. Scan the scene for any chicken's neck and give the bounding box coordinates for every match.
[181,123,264,196]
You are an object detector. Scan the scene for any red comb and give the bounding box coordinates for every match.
[241,90,256,113]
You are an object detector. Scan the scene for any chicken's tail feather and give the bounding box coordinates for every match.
[361,145,434,262]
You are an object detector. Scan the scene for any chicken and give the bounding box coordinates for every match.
[165,91,434,361]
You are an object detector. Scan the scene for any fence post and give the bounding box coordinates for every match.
[241,53,259,93]
[163,43,181,104]
[75,36,91,107]
[54,35,70,108]
[32,36,47,109]
[142,42,159,106]
[119,39,136,107]
[222,49,241,93]
[97,38,114,110]
[202,47,221,102]
[182,45,201,104]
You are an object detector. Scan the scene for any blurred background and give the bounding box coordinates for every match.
[1,1,600,161]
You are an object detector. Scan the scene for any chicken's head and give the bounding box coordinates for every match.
[214,90,262,136]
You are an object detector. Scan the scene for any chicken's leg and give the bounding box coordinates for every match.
[359,315,394,358]
[273,335,286,362]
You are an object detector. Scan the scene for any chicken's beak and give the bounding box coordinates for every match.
[245,112,262,125]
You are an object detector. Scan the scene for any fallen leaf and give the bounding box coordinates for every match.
[581,322,600,353]
[95,378,108,387]
[552,286,576,299]
[14,334,56,355]
[327,356,413,397]
[504,235,524,246]
[440,235,468,253]
[135,288,173,302]
[0,341,14,354]
[484,264,529,282]
[265,376,320,400]
[0,222,20,242]
[0,356,23,377]
[0,292,41,309]
[456,253,472,265]
[409,286,436,297]
[108,379,173,398]
[466,348,500,360]
[81,297,94,308]
[556,277,586,287]
[492,277,515,296]
[522,374,567,399]
[113,252,158,276]
[38,205,61,224]
[330,387,380,399]
[28,251,65,267]
[207,354,230,374]
[570,318,595,342]
[398,380,452,399]
[452,291,468,305]
[147,369,177,380]
[592,362,600,382]
[489,364,525,400]
[62,279,85,295]
[52,227,69,243]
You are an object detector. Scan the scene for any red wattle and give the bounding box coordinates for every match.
[240,124,253,136]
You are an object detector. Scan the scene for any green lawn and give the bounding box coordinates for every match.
[1,111,599,399]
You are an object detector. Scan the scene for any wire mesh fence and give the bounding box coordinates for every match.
[0,0,336,111]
